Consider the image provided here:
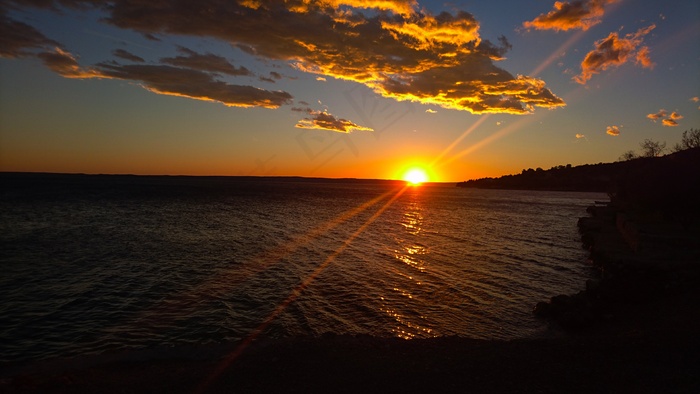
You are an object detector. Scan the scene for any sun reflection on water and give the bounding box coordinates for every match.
[379,188,440,340]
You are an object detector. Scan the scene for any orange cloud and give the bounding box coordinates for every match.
[293,108,373,133]
[574,25,655,84]
[606,125,620,136]
[634,46,654,69]
[646,109,667,121]
[647,109,682,126]
[662,118,679,127]
[523,0,617,32]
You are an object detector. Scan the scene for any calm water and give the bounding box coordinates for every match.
[0,174,604,363]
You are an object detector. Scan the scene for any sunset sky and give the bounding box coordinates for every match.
[1,0,698,182]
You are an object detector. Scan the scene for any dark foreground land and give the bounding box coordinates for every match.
[2,300,699,394]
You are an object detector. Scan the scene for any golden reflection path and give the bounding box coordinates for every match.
[196,184,410,393]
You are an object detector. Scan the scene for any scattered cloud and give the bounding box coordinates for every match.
[425,109,437,114]
[316,76,327,82]
[691,97,699,102]
[574,25,655,84]
[606,125,620,136]
[293,107,373,133]
[113,48,144,63]
[523,0,617,32]
[647,109,682,126]
[575,133,586,138]
[646,109,667,121]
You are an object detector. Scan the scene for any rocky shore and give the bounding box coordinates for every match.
[533,199,700,332]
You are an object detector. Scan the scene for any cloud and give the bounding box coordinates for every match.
[575,133,586,138]
[647,109,682,126]
[161,46,253,76]
[691,97,699,103]
[96,62,293,108]
[646,109,667,121]
[4,0,565,115]
[294,107,373,133]
[37,47,104,78]
[606,125,620,136]
[523,0,617,32]
[425,108,437,114]
[669,111,683,120]
[95,0,565,114]
[574,25,655,84]
[634,46,654,69]
[662,118,678,127]
[316,76,327,82]
[113,48,144,62]
[0,9,59,58]
[661,111,682,127]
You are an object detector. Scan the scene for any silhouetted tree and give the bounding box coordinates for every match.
[640,139,666,157]
[672,128,700,152]
[619,150,637,161]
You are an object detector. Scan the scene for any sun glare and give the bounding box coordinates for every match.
[403,168,429,185]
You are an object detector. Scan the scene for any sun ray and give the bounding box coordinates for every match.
[196,184,411,393]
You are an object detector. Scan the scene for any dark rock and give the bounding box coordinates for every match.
[533,302,551,317]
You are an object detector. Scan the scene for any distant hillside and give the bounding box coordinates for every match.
[457,148,700,194]
[458,148,700,225]
[457,162,623,192]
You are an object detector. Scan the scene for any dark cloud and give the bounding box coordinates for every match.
[0,9,59,57]
[161,46,253,76]
[96,63,293,108]
[113,48,144,62]
[523,0,617,32]
[575,25,655,84]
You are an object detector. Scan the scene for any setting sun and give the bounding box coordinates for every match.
[403,168,429,185]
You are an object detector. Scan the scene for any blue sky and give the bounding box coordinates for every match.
[1,0,698,181]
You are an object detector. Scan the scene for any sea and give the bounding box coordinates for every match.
[0,173,605,364]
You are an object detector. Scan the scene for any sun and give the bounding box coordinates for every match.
[403,168,429,185]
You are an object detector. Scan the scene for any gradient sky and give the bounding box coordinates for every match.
[1,0,698,182]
